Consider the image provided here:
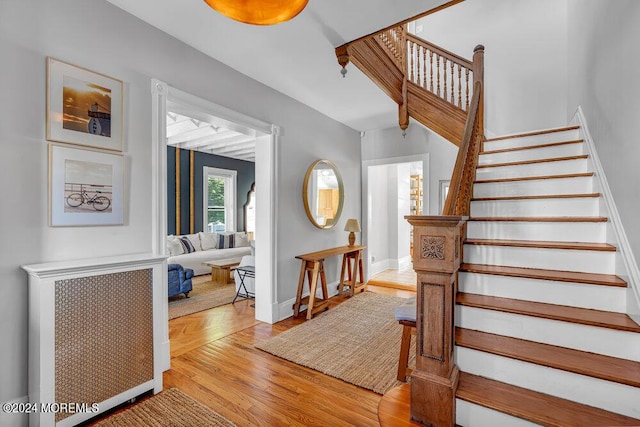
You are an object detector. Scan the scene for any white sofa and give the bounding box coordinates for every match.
[167,232,252,276]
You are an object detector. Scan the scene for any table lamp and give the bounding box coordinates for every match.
[344,218,361,246]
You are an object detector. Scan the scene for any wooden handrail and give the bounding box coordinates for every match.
[443,80,483,216]
[407,35,472,69]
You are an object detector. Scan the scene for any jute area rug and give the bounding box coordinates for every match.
[92,388,235,426]
[168,276,236,320]
[256,291,416,395]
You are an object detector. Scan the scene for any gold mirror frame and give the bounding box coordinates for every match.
[302,159,344,229]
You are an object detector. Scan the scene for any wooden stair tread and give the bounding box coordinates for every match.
[457,371,640,426]
[469,216,608,222]
[477,154,588,169]
[481,139,584,155]
[460,263,627,287]
[457,293,640,333]
[476,172,593,184]
[472,192,600,201]
[484,126,580,142]
[464,239,617,252]
[456,328,640,387]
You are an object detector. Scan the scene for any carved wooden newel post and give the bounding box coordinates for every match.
[405,215,465,426]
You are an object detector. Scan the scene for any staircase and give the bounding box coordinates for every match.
[454,126,640,425]
[337,12,640,425]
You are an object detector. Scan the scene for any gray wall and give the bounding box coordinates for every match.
[567,0,640,268]
[416,0,569,136]
[0,0,360,416]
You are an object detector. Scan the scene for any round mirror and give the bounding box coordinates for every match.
[303,159,344,229]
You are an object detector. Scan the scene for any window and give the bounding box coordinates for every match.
[203,167,237,232]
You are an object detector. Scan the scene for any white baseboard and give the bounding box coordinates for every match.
[572,107,640,324]
[276,281,339,322]
[370,259,390,276]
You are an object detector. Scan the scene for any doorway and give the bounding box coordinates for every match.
[151,80,279,370]
[362,155,428,289]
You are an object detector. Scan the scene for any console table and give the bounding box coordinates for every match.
[294,245,366,319]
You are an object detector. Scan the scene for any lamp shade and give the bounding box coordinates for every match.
[203,0,308,25]
[344,218,361,233]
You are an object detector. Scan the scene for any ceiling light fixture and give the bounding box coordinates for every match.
[203,0,308,26]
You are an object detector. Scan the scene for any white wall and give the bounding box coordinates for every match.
[368,164,391,273]
[0,0,360,416]
[395,163,411,265]
[415,0,569,136]
[567,0,640,271]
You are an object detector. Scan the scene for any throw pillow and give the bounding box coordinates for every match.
[216,232,235,249]
[179,236,196,253]
[167,236,184,256]
[199,232,217,251]
[184,233,202,251]
[235,232,250,248]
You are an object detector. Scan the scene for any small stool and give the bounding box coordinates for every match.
[394,297,417,382]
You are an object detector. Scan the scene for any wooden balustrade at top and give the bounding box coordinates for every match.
[335,22,483,146]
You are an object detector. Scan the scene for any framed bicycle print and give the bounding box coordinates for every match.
[47,57,123,151]
[49,144,124,226]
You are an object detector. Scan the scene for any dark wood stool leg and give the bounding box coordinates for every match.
[397,324,413,381]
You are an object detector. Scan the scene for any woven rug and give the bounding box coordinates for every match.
[168,278,236,320]
[256,291,416,395]
[92,388,235,426]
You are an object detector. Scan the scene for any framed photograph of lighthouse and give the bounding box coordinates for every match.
[46,57,123,152]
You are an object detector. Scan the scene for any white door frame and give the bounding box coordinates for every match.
[361,154,429,281]
[151,80,279,371]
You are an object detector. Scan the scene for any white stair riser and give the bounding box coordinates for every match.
[463,245,615,274]
[471,197,599,217]
[456,306,638,360]
[456,399,540,427]
[467,220,607,243]
[475,158,588,181]
[459,272,627,312]
[479,143,584,165]
[457,347,640,419]
[473,176,593,198]
[484,129,580,151]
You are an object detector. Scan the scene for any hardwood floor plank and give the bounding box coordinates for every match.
[163,287,406,426]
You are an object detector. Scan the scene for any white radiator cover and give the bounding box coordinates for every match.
[22,253,166,427]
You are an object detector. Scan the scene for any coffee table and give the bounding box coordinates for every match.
[203,257,242,283]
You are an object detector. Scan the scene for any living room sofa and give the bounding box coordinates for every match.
[167,231,252,276]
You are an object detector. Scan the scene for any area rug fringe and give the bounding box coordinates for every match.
[255,291,415,395]
[92,388,235,426]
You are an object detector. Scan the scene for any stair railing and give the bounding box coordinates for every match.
[443,78,483,215]
[337,26,483,144]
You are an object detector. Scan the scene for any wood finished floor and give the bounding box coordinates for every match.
[165,284,415,426]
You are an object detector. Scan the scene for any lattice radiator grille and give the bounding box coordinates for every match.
[54,269,154,422]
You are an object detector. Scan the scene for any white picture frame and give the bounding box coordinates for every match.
[47,57,123,151]
[49,144,124,226]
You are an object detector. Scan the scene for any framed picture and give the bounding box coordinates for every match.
[47,57,123,151]
[49,144,124,226]
[439,180,450,214]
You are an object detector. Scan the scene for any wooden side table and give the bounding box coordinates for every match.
[294,245,366,320]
